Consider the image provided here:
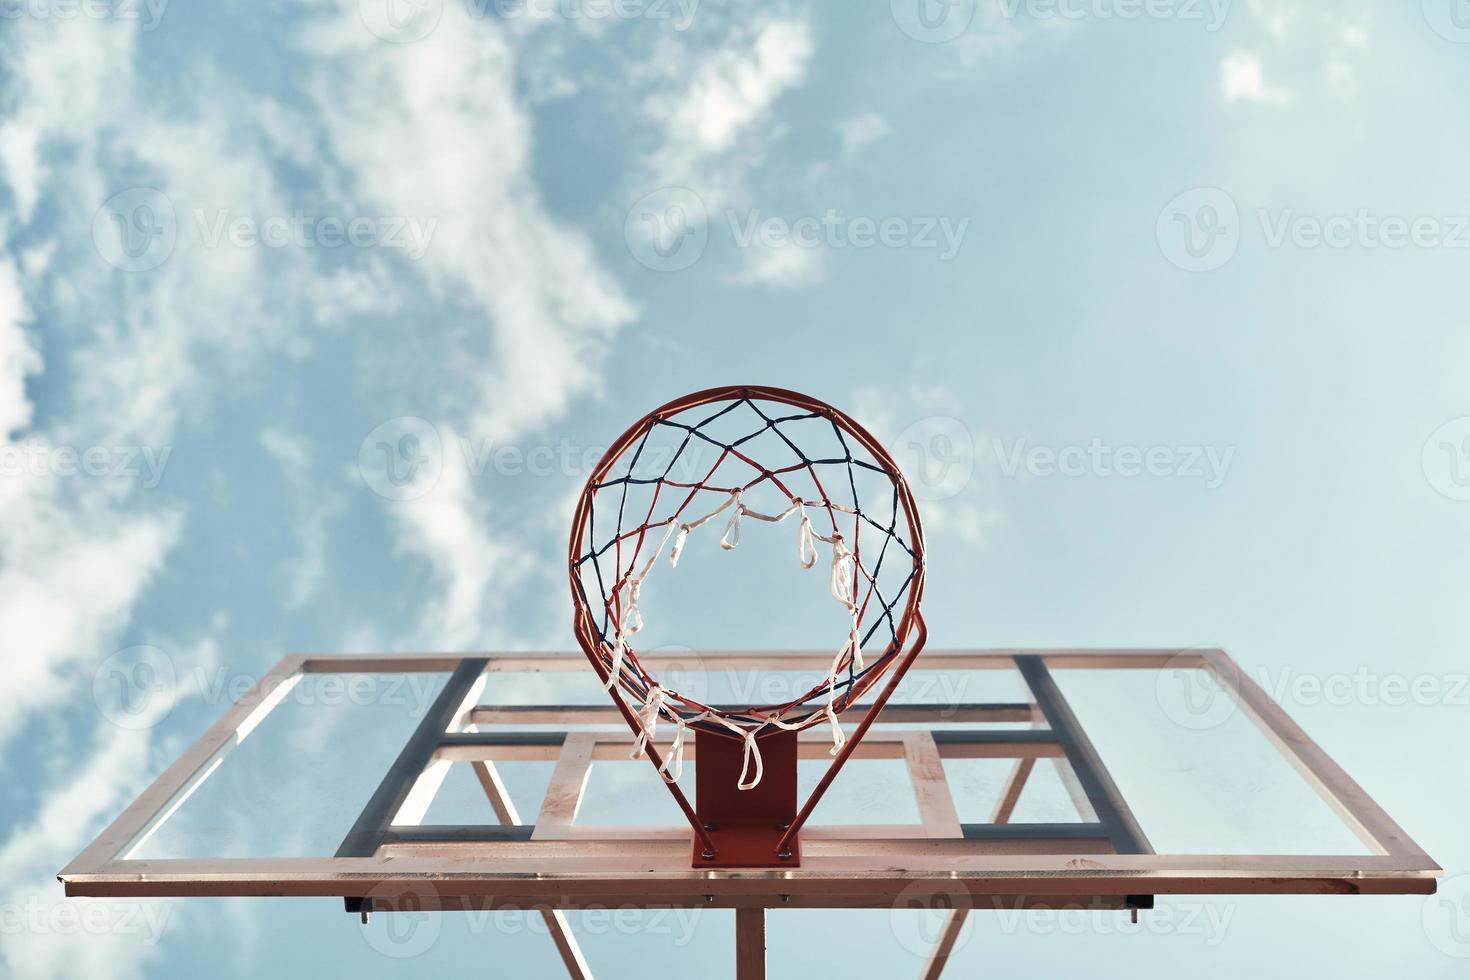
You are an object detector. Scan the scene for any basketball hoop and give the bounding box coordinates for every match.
[569,385,927,865]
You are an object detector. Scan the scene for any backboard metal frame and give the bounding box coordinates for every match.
[60,649,1439,977]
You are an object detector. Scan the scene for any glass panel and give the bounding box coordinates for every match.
[130,672,449,859]
[1053,668,1371,855]
[420,761,554,826]
[571,758,921,827]
[942,757,1090,824]
[575,760,693,826]
[799,758,920,825]
[476,665,1041,730]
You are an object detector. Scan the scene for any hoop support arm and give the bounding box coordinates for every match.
[774,609,929,858]
[574,616,719,858]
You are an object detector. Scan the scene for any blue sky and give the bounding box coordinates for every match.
[2,0,1469,976]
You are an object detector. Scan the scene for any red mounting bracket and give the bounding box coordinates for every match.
[692,729,801,868]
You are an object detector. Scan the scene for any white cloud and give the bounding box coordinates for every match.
[0,719,172,980]
[1221,51,1293,105]
[660,18,812,158]
[1325,59,1356,102]
[261,427,339,609]
[1245,0,1297,43]
[0,7,650,976]
[1235,1,1371,105]
[259,427,311,476]
[0,243,42,436]
[643,16,814,208]
[0,233,180,745]
[0,123,42,224]
[300,3,636,446]
[850,384,1003,551]
[1326,18,1370,101]
[0,45,192,978]
[0,479,180,742]
[0,17,135,227]
[925,499,1007,549]
[0,17,352,974]
[732,237,823,289]
[0,0,646,747]
[837,113,890,159]
[389,426,525,649]
[289,2,642,645]
[633,16,818,289]
[953,0,1031,64]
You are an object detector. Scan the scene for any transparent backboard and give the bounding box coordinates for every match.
[62,649,1438,913]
